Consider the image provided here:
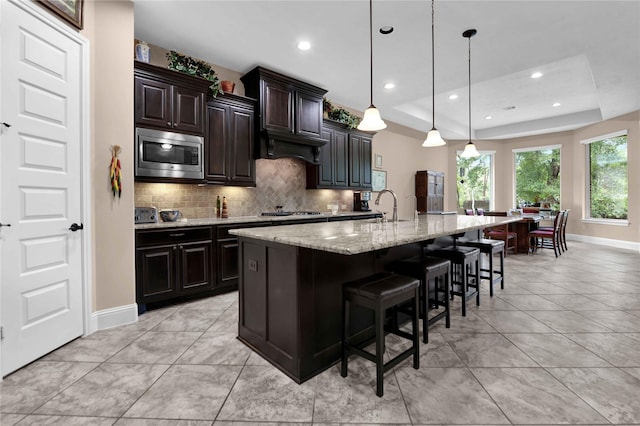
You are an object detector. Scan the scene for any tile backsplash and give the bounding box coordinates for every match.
[134,158,356,218]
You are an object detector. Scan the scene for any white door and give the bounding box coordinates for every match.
[1,0,86,376]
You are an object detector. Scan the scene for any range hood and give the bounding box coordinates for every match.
[241,66,328,164]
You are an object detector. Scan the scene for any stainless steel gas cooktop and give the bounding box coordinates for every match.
[261,211,322,216]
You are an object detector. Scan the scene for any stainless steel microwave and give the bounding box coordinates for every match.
[135,128,204,180]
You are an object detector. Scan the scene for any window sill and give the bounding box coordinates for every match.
[582,218,629,227]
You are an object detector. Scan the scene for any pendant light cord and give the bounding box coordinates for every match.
[369,0,374,106]
[431,0,436,129]
[468,33,471,143]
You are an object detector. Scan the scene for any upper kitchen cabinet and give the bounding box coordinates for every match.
[241,67,327,164]
[348,131,373,189]
[206,94,257,186]
[134,62,210,136]
[306,120,349,189]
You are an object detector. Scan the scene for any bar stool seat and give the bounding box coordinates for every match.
[457,238,505,297]
[390,256,451,343]
[427,245,480,316]
[341,272,420,397]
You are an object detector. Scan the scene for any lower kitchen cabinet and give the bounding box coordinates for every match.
[136,226,213,309]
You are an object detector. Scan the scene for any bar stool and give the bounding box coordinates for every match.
[427,245,480,316]
[390,256,451,343]
[341,272,420,397]
[457,238,505,297]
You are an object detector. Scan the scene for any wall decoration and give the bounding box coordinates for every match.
[37,0,84,30]
[372,170,387,192]
[110,145,122,198]
[375,153,383,169]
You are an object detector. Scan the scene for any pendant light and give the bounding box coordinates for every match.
[357,0,387,131]
[422,0,445,147]
[460,28,480,158]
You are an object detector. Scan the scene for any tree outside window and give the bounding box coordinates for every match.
[586,133,627,220]
[457,152,493,212]
[514,147,560,210]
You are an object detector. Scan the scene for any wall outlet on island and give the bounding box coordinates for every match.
[341,204,347,210]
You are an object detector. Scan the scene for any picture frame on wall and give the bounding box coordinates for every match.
[372,170,387,192]
[374,154,383,169]
[37,0,84,30]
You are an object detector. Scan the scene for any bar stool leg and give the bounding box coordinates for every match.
[499,250,505,290]
[461,263,468,317]
[488,252,495,297]
[412,286,420,369]
[341,297,349,377]
[375,303,384,397]
[474,258,480,306]
[421,279,428,343]
[444,270,451,327]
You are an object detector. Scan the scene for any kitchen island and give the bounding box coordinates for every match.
[230,214,517,383]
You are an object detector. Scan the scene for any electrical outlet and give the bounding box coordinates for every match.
[248,259,258,272]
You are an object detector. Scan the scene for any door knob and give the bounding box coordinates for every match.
[69,223,84,232]
[0,222,11,227]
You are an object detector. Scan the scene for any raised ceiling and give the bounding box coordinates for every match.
[134,1,640,140]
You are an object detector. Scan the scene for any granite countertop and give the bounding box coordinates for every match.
[229,214,520,255]
[134,211,379,230]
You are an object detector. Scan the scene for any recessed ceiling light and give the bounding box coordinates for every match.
[297,41,311,51]
[552,102,561,107]
[449,94,458,100]
[531,71,543,79]
[384,82,395,89]
[379,26,394,35]
[485,115,493,120]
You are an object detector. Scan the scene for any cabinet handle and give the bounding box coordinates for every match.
[173,246,177,251]
[179,245,183,250]
[166,121,171,126]
[169,233,185,237]
[173,122,177,127]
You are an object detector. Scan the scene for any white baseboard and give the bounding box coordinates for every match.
[567,233,640,252]
[87,303,138,335]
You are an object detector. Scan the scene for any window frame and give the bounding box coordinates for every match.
[456,150,496,211]
[512,144,562,209]
[581,130,629,226]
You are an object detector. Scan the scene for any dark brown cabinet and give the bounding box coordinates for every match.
[135,226,213,308]
[241,66,327,164]
[306,121,349,189]
[348,132,373,189]
[134,62,210,135]
[205,94,256,186]
[415,170,444,213]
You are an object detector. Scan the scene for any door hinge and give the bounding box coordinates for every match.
[1,325,4,340]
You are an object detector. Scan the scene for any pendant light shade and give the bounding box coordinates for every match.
[357,0,387,131]
[422,0,445,147]
[460,28,480,158]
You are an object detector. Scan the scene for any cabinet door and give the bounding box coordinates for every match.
[135,76,171,129]
[136,245,177,303]
[360,136,372,188]
[205,103,228,183]
[334,129,349,187]
[348,135,362,187]
[295,89,323,139]
[218,238,239,288]
[173,85,205,134]
[316,128,334,187]
[178,241,213,294]
[229,106,255,184]
[262,79,294,134]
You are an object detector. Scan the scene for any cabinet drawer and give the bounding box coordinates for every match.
[136,226,212,247]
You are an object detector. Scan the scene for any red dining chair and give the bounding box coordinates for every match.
[464,209,475,216]
[483,224,517,257]
[529,210,564,257]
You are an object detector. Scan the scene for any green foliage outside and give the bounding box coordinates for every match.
[515,148,560,210]
[457,153,491,210]
[589,135,628,219]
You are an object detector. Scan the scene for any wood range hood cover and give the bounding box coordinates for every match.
[241,66,328,164]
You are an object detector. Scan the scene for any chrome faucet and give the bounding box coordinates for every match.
[375,188,399,222]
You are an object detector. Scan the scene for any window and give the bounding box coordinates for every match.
[583,131,628,221]
[514,146,560,210]
[457,151,494,212]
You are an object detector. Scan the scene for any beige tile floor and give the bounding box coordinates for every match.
[2,241,640,425]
